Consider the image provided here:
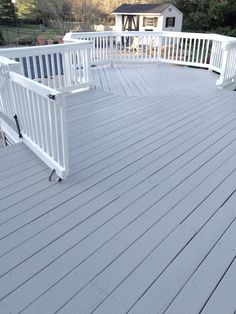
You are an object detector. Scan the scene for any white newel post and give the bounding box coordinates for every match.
[157,34,162,62]
[57,93,69,179]
[209,40,216,72]
[85,47,93,86]
[110,34,114,63]
[216,41,229,88]
[63,51,73,87]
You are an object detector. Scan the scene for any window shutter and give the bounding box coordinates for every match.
[143,17,147,27]
[154,17,158,27]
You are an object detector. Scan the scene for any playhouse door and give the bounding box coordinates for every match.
[122,15,139,31]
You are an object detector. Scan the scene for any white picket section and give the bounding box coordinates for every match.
[64,32,112,63]
[0,42,93,92]
[157,32,211,68]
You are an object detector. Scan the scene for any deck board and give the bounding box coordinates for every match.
[165,213,236,314]
[200,254,236,314]
[0,63,235,314]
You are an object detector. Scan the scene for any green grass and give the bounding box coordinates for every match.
[0,24,58,45]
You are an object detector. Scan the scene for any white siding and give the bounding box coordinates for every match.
[161,5,183,32]
[115,15,123,32]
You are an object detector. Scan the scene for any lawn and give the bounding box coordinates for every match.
[0,24,58,45]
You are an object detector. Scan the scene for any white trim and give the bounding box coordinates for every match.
[113,13,162,16]
[113,4,183,16]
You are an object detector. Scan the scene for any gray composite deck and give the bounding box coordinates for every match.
[0,63,236,314]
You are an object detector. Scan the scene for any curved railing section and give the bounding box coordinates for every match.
[64,31,236,89]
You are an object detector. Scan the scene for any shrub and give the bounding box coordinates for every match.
[17,36,34,45]
[0,31,5,46]
[213,27,236,38]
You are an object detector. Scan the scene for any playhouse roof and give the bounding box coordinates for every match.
[113,3,173,14]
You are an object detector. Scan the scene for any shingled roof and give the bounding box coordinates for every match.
[113,3,172,14]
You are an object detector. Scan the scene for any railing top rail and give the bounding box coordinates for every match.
[65,31,114,37]
[0,41,92,58]
[0,55,19,66]
[65,30,236,43]
[9,71,61,97]
[209,33,236,42]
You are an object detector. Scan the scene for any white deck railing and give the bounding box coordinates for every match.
[0,41,94,92]
[0,57,69,179]
[64,31,236,88]
[0,31,235,180]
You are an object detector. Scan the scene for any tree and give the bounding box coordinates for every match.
[71,0,102,23]
[0,0,17,22]
[0,29,5,45]
[37,0,73,22]
[172,0,236,35]
[15,0,38,18]
[35,0,74,34]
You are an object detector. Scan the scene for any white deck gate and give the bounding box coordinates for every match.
[0,41,96,179]
[0,57,69,179]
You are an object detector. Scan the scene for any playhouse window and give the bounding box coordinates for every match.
[143,17,158,27]
[166,17,175,27]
